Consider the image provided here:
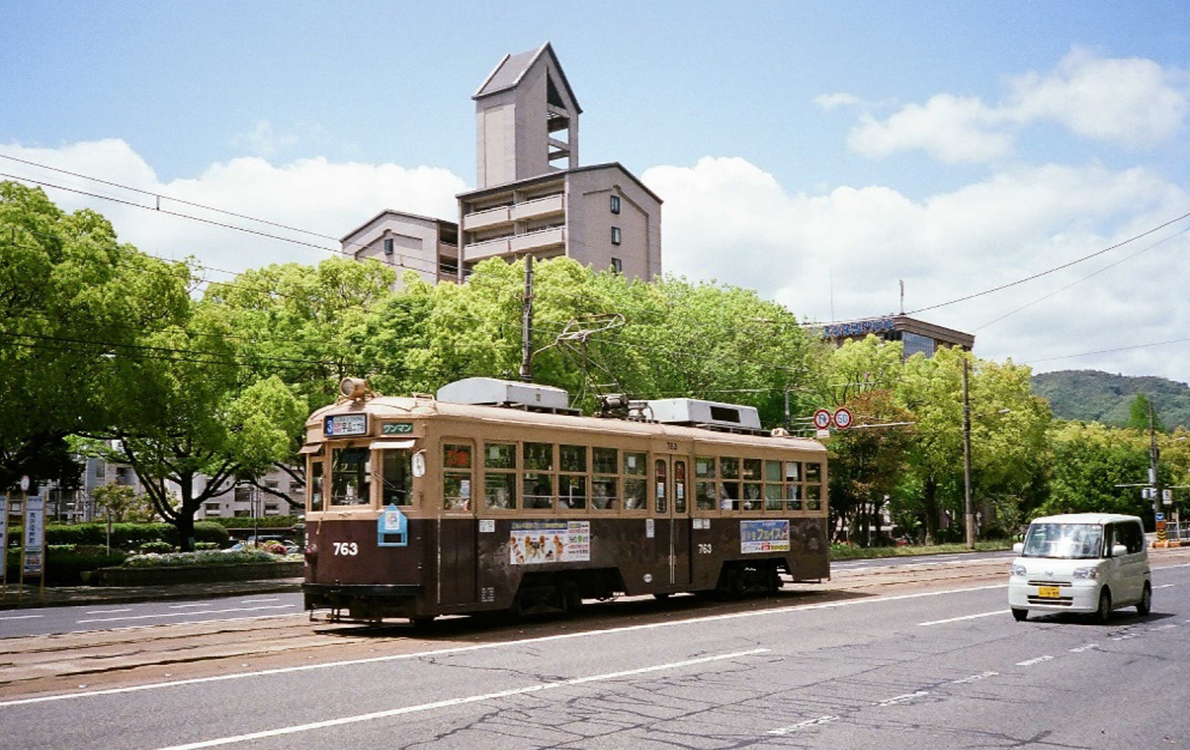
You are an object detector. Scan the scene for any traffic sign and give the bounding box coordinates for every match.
[833,408,853,430]
[813,409,832,430]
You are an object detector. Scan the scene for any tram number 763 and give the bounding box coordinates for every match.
[333,542,359,556]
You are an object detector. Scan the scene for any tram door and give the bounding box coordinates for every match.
[653,454,692,587]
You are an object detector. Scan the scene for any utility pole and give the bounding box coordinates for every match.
[519,255,534,383]
[963,358,975,549]
[1150,400,1161,536]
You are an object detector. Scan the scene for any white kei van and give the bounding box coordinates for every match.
[1008,513,1151,623]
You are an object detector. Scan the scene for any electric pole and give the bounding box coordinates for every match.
[963,358,974,549]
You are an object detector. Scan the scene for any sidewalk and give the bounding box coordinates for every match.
[0,577,304,610]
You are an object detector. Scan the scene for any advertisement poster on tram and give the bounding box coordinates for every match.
[509,520,590,565]
[741,519,791,553]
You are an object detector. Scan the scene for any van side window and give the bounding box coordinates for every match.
[1117,521,1144,554]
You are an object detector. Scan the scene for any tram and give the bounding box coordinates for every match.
[302,377,829,625]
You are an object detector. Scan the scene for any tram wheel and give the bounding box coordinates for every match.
[410,616,435,629]
[653,592,671,600]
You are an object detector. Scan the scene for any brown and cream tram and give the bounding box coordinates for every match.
[302,377,829,625]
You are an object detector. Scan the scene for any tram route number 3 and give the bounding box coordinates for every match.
[333,542,359,556]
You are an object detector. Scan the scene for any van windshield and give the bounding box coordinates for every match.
[1021,523,1104,559]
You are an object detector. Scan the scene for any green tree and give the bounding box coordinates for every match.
[826,389,913,545]
[92,483,158,522]
[0,181,189,488]
[1127,393,1164,432]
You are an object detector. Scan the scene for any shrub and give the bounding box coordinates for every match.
[139,540,176,554]
[122,549,278,567]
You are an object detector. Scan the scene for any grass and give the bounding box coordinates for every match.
[829,540,1014,560]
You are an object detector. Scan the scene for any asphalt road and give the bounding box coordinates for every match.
[0,593,305,638]
[3,556,1189,749]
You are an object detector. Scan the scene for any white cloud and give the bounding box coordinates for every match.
[644,156,1190,380]
[0,139,466,278]
[833,49,1188,162]
[1008,48,1188,148]
[847,94,1014,164]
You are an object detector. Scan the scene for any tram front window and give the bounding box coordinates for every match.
[331,447,370,506]
[381,448,412,506]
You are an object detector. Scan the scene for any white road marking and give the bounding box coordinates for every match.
[769,716,839,735]
[84,608,133,615]
[152,648,770,750]
[1069,644,1099,653]
[77,605,294,623]
[951,671,998,684]
[170,603,218,609]
[0,583,1010,708]
[0,613,43,621]
[918,610,1005,626]
[239,598,280,604]
[1016,655,1054,667]
[876,690,928,707]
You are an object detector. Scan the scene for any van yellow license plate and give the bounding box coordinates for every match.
[1038,586,1060,598]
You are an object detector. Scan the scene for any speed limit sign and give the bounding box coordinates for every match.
[833,408,854,429]
[813,409,832,430]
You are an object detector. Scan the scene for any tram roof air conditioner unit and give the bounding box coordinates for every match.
[643,398,763,432]
[436,377,572,412]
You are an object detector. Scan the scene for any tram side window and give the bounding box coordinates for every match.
[523,442,555,510]
[785,461,803,511]
[559,444,587,510]
[764,460,782,511]
[695,456,716,511]
[442,444,472,511]
[330,447,370,506]
[381,449,412,506]
[592,447,619,510]
[742,458,763,510]
[309,458,324,512]
[624,451,647,510]
[484,442,516,510]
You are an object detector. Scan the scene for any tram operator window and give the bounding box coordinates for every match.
[330,447,370,506]
[624,451,647,510]
[309,457,325,512]
[381,449,412,506]
[592,447,619,510]
[443,444,472,511]
[484,442,517,510]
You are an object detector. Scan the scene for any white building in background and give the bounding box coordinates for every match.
[345,42,662,288]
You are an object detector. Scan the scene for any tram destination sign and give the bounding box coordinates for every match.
[324,413,368,437]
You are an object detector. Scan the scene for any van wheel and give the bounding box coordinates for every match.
[1011,608,1028,622]
[1137,582,1152,616]
[1094,589,1112,624]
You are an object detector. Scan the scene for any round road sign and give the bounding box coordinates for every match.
[833,408,854,429]
[813,409,832,430]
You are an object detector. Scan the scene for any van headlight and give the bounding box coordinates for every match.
[1010,563,1027,578]
[1072,567,1098,579]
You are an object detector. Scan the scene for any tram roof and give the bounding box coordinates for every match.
[308,396,825,453]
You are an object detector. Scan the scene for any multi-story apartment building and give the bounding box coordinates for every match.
[344,42,662,287]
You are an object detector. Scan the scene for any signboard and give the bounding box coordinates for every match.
[741,520,791,554]
[813,409,832,430]
[324,413,368,437]
[23,496,44,576]
[381,422,414,435]
[833,408,854,430]
[376,504,408,547]
[509,520,590,565]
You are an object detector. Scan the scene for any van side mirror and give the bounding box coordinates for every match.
[1111,544,1128,557]
[1012,542,1024,553]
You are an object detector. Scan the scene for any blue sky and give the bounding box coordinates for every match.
[2,1,1189,381]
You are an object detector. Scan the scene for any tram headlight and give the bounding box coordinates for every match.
[340,377,369,400]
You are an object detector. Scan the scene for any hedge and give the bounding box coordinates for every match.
[5,545,129,586]
[203,516,302,530]
[5,522,230,550]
